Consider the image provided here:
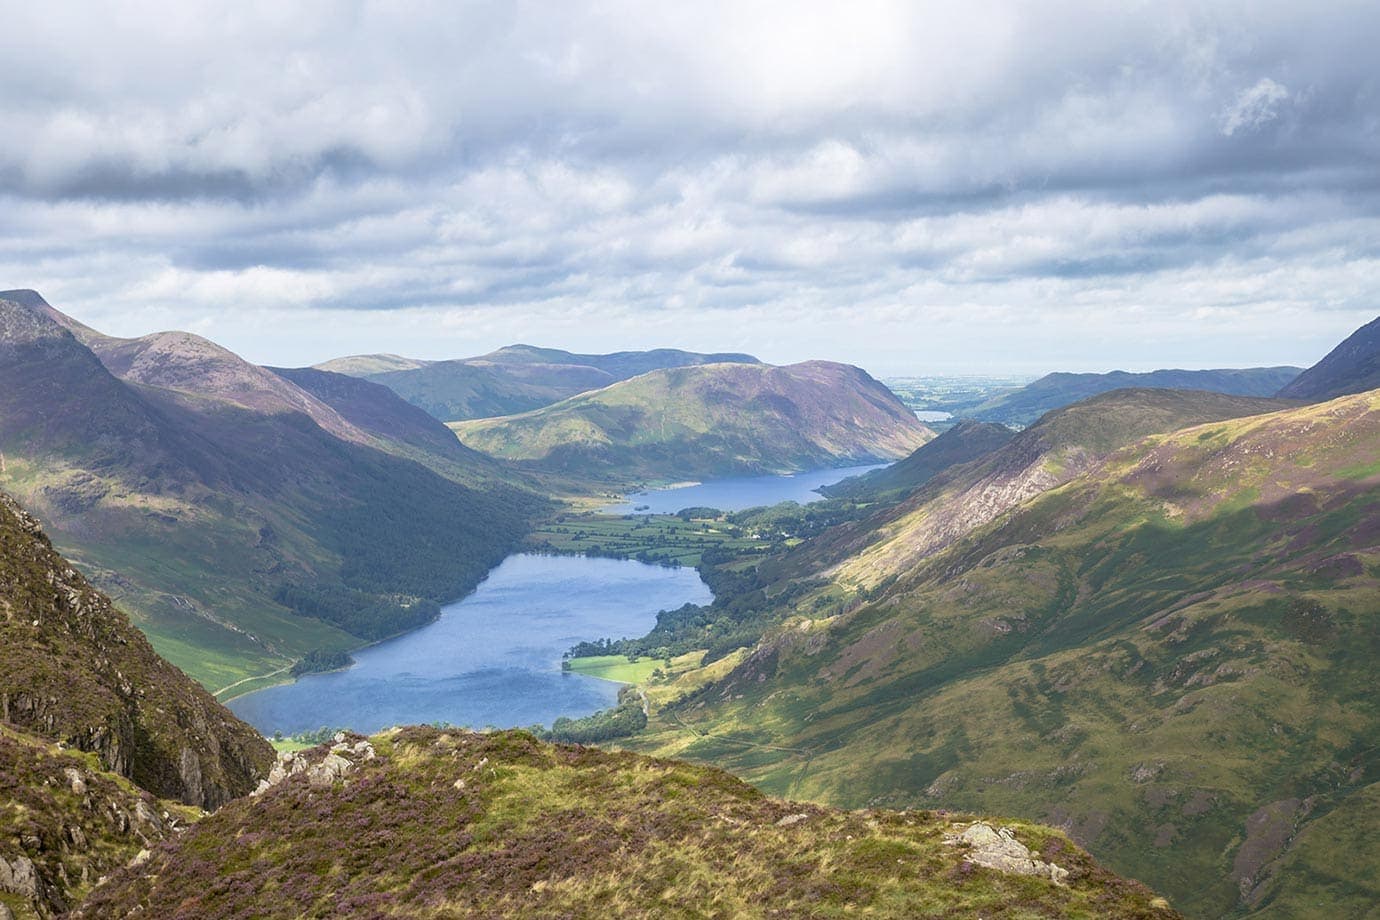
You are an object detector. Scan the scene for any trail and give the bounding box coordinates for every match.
[213,663,294,701]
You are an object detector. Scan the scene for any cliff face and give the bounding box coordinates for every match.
[0,491,273,809]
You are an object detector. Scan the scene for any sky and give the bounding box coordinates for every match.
[1,0,1378,375]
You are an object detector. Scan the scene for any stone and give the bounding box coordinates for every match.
[944,823,1069,885]
[0,855,39,898]
[307,753,353,788]
[63,767,86,796]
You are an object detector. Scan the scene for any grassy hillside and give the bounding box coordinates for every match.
[367,357,617,421]
[78,727,1179,919]
[627,390,1380,918]
[822,419,1016,500]
[452,361,933,485]
[969,368,1302,428]
[1277,314,1380,401]
[0,293,543,690]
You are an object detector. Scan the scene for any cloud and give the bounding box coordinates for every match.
[0,1,1377,373]
[1221,78,1291,136]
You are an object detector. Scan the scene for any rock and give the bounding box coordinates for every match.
[129,849,151,868]
[307,753,353,788]
[776,813,811,827]
[63,767,87,796]
[0,855,40,898]
[944,823,1069,885]
[0,900,14,920]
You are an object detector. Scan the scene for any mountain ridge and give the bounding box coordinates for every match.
[451,360,934,484]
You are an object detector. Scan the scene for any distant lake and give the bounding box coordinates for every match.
[913,410,953,422]
[602,462,888,515]
[228,554,712,736]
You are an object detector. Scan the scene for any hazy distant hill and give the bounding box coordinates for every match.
[1277,315,1380,401]
[451,360,934,484]
[967,367,1302,428]
[319,344,763,422]
[78,726,1179,919]
[0,291,542,689]
[630,387,1377,918]
[822,419,1016,500]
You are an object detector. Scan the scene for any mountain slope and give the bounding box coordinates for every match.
[0,292,542,690]
[267,365,514,485]
[970,368,1302,428]
[366,357,617,422]
[325,343,765,422]
[793,389,1292,589]
[451,361,934,484]
[0,490,272,807]
[1276,315,1380,401]
[822,420,1016,500]
[78,727,1179,919]
[0,724,191,917]
[633,390,1380,918]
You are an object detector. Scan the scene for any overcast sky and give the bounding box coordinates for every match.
[2,1,1377,374]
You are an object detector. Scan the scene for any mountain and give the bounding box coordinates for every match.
[479,343,763,378]
[313,353,431,376]
[365,357,617,422]
[821,420,1016,500]
[451,361,934,484]
[0,291,543,690]
[787,389,1293,585]
[630,389,1380,918]
[267,365,513,484]
[0,490,272,809]
[323,344,764,422]
[967,368,1302,428]
[77,726,1179,919]
[1276,315,1380,401]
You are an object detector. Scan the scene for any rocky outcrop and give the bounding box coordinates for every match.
[944,822,1070,884]
[0,727,183,918]
[0,490,273,808]
[252,733,376,796]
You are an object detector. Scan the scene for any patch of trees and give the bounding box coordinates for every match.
[290,648,355,676]
[274,583,440,641]
[542,687,647,744]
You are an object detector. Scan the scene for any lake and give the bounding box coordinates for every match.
[228,553,712,736]
[230,463,885,736]
[601,462,888,515]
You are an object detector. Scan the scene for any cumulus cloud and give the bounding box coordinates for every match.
[0,0,1377,372]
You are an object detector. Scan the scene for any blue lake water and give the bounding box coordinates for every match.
[602,463,888,515]
[228,553,712,736]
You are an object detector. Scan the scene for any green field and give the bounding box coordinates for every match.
[528,510,766,566]
[566,650,705,685]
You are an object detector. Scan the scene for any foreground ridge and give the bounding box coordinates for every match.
[78,727,1178,919]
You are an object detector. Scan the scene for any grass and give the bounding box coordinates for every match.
[620,391,1380,919]
[81,727,1181,919]
[529,510,763,566]
[566,651,704,684]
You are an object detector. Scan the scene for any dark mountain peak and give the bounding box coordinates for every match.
[1277,315,1380,401]
[0,293,71,345]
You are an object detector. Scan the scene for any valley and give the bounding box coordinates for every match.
[2,289,1377,919]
